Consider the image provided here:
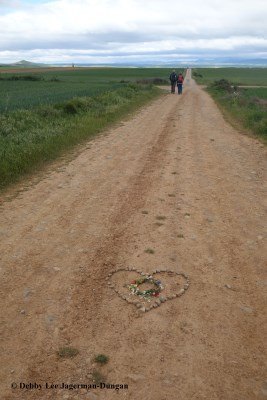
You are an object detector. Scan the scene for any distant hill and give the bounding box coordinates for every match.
[0,60,49,68]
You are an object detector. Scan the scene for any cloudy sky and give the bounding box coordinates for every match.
[0,0,266,65]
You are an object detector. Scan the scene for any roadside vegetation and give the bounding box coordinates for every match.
[0,80,162,189]
[193,68,267,141]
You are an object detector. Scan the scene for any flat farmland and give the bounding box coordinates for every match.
[242,87,267,99]
[0,67,172,112]
[192,67,267,86]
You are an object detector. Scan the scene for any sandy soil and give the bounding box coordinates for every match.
[0,70,266,400]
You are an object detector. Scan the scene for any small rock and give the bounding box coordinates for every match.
[45,315,56,324]
[240,306,253,314]
[163,378,172,385]
[20,310,26,315]
[35,225,46,232]
[127,374,145,383]
[156,299,161,306]
[140,306,146,312]
[11,370,15,374]
[23,288,31,298]
[225,284,232,290]
[159,296,166,303]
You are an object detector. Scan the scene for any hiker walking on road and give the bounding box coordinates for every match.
[177,72,184,95]
[169,70,177,94]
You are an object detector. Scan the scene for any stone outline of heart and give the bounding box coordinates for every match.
[106,267,190,312]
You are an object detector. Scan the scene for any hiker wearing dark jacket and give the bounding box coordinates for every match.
[177,73,184,95]
[169,70,177,93]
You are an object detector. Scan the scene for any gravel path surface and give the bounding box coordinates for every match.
[1,70,266,400]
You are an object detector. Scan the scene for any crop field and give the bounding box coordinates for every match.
[192,68,267,86]
[0,67,173,112]
[242,87,267,100]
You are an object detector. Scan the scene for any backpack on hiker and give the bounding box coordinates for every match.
[170,72,177,83]
[177,74,184,83]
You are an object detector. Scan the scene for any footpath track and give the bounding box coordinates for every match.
[0,70,266,400]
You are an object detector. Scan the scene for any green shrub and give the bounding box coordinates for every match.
[38,105,62,118]
[94,354,109,364]
[57,347,79,358]
[211,79,236,93]
[6,75,44,81]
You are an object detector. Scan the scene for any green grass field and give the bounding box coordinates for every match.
[192,68,267,86]
[242,87,267,99]
[0,68,173,112]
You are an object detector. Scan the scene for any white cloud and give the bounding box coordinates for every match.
[0,0,266,64]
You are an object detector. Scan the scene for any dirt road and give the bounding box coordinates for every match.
[0,70,266,400]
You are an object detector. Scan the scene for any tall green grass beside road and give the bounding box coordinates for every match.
[208,79,267,140]
[193,68,267,141]
[0,83,161,189]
